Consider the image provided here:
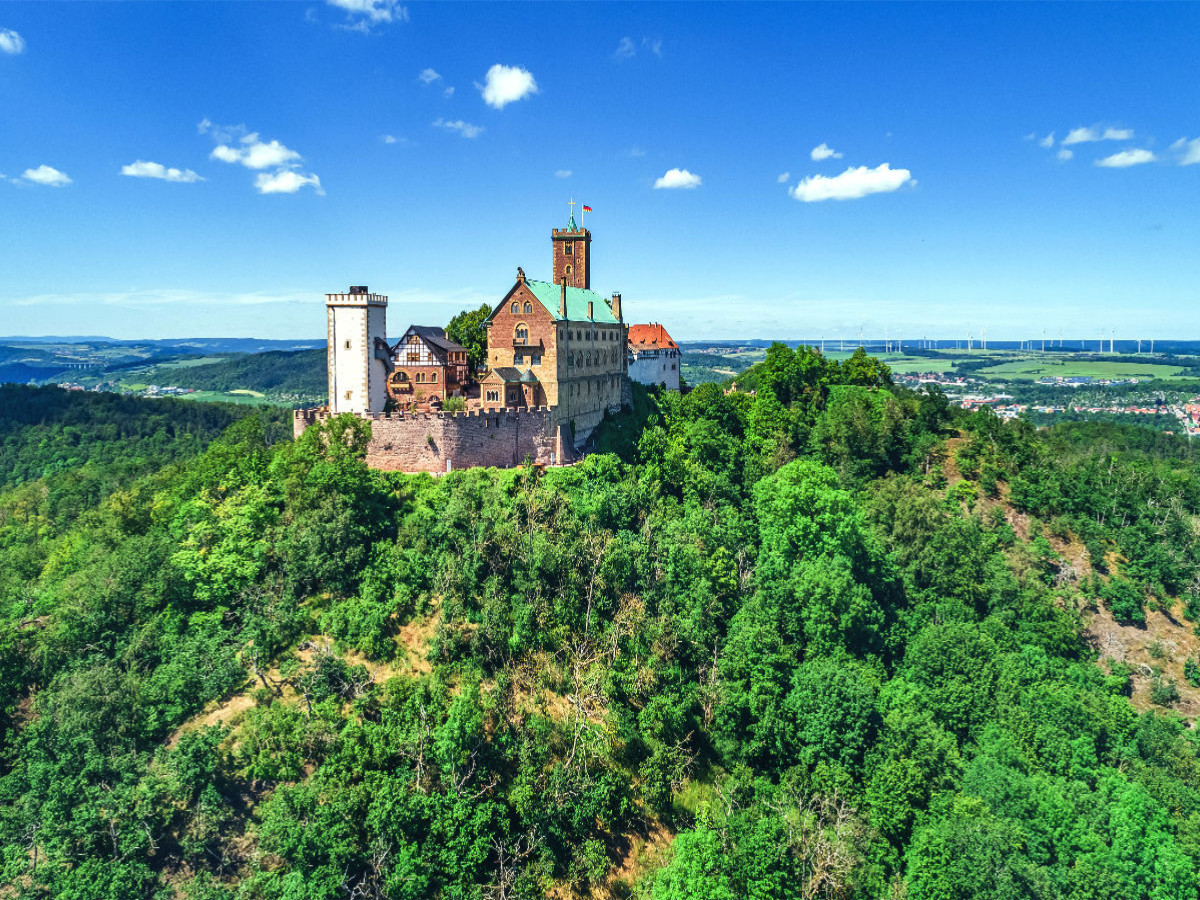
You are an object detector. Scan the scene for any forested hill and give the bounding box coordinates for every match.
[4,346,1200,898]
[0,384,291,488]
[143,348,327,399]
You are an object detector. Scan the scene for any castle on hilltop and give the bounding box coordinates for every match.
[295,209,661,473]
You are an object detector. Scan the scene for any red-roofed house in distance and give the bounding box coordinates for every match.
[627,323,681,391]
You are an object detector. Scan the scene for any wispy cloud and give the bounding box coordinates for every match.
[0,28,24,54]
[788,163,913,202]
[555,169,572,179]
[10,288,315,309]
[613,36,662,60]
[433,118,483,139]
[21,165,71,187]
[1057,148,1074,161]
[777,172,790,183]
[627,146,646,158]
[1039,132,1055,149]
[121,160,204,183]
[254,170,324,195]
[654,168,702,190]
[1172,137,1200,166]
[479,64,538,110]
[325,0,408,33]
[1095,148,1156,168]
[1062,125,1134,146]
[810,143,843,161]
[419,67,441,84]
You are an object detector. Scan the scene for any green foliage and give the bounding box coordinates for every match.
[445,302,491,371]
[4,363,1200,899]
[1103,578,1147,626]
[1184,657,1200,688]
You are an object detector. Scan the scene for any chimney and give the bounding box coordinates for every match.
[560,281,567,318]
[611,292,622,321]
[587,300,594,320]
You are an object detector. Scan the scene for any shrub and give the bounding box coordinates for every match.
[1151,677,1181,708]
[1102,578,1146,627]
[1184,657,1200,688]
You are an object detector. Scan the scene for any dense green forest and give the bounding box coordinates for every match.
[3,347,1200,898]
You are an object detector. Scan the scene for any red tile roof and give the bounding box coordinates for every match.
[627,323,678,351]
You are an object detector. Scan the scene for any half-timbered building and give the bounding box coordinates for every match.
[387,325,471,407]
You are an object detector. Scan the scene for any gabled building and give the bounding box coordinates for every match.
[627,322,681,391]
[387,325,470,407]
[482,213,628,439]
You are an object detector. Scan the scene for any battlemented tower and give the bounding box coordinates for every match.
[551,201,591,290]
[326,285,389,414]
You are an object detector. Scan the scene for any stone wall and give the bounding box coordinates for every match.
[294,406,573,473]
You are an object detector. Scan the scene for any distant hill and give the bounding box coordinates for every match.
[149,348,326,400]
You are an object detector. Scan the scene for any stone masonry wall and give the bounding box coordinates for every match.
[294,407,572,474]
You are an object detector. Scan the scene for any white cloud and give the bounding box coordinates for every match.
[555,169,572,179]
[21,165,71,187]
[479,64,538,110]
[810,143,843,161]
[654,168,702,190]
[382,134,397,144]
[0,28,25,54]
[1057,148,1074,161]
[254,170,324,195]
[433,117,483,139]
[210,136,302,170]
[788,163,913,202]
[777,172,790,183]
[1062,125,1134,146]
[1039,132,1055,149]
[326,0,407,32]
[1095,148,1156,168]
[121,160,204,182]
[614,37,636,60]
[419,67,441,84]
[443,86,454,97]
[1172,137,1200,166]
[201,121,320,194]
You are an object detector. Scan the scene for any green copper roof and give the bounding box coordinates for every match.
[525,280,620,324]
[567,214,578,230]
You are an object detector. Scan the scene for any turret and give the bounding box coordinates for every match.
[551,201,591,289]
[326,285,389,414]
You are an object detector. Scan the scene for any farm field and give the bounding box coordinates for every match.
[975,357,1189,381]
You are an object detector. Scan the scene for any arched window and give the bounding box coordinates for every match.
[523,302,532,314]
[431,372,438,383]
[514,323,529,342]
[566,265,572,275]
[585,353,591,368]
[576,353,583,368]
[510,302,518,314]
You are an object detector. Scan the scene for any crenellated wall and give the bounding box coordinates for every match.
[294,406,575,473]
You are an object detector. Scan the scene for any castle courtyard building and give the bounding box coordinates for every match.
[482,214,628,438]
[627,322,681,391]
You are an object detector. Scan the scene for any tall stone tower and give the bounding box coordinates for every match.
[326,285,389,415]
[552,204,591,290]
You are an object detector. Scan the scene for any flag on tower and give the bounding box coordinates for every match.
[582,204,592,213]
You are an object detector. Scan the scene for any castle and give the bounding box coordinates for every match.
[294,211,642,473]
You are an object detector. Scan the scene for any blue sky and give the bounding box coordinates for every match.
[1,2,1198,342]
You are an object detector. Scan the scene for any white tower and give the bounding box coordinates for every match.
[326,285,389,415]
